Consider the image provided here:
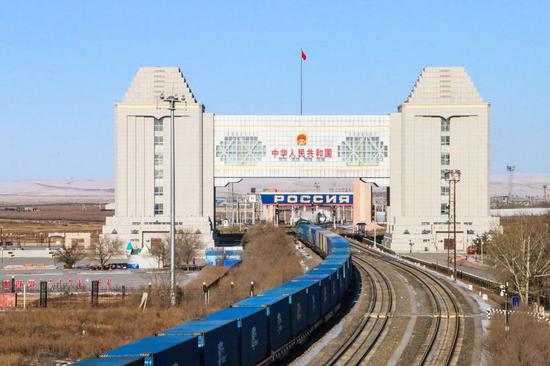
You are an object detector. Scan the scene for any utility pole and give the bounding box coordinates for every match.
[500,282,510,333]
[231,183,235,227]
[506,165,515,200]
[160,93,185,306]
[445,169,461,281]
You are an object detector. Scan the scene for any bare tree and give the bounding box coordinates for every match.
[53,241,86,269]
[149,238,169,269]
[487,218,550,303]
[176,229,203,270]
[88,237,123,268]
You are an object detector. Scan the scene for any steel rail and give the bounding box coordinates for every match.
[327,254,394,365]
[351,241,462,366]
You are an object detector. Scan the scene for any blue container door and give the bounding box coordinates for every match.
[310,270,339,307]
[299,275,331,316]
[241,311,269,366]
[267,299,291,351]
[203,326,239,366]
[289,289,308,336]
[305,282,321,326]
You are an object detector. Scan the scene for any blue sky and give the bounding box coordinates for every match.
[1,1,548,179]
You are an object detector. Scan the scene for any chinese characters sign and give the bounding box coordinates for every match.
[271,148,333,160]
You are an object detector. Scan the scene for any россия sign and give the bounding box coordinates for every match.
[260,193,353,206]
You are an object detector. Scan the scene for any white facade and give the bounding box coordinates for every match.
[386,67,499,251]
[102,67,214,251]
[214,115,389,181]
[103,66,498,253]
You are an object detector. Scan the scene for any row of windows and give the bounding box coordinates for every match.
[154,152,163,165]
[155,186,163,196]
[154,136,164,145]
[154,119,163,132]
[441,136,450,146]
[441,118,450,132]
[154,203,163,215]
[441,152,450,165]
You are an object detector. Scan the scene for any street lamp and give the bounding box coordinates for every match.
[445,169,461,281]
[160,93,186,306]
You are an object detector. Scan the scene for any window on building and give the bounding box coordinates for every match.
[154,119,163,132]
[154,152,163,165]
[441,118,450,132]
[441,152,450,165]
[441,203,449,215]
[215,136,266,164]
[441,169,449,179]
[338,135,389,165]
[155,169,163,179]
[154,186,163,196]
[154,136,163,146]
[441,186,450,196]
[154,203,164,215]
[441,136,450,146]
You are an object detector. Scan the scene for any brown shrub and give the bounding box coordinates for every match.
[487,307,550,366]
[0,307,186,365]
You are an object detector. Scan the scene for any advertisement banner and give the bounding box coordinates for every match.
[0,293,16,308]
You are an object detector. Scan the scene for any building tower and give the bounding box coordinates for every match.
[387,67,499,252]
[102,67,215,252]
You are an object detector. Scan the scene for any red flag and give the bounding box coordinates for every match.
[301,50,307,61]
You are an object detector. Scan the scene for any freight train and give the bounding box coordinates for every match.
[73,224,352,366]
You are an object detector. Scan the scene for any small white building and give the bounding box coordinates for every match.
[65,232,91,248]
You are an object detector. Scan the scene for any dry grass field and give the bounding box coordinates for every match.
[0,204,109,244]
[0,224,304,365]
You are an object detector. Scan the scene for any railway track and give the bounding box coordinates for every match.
[349,241,464,366]
[326,239,464,365]
[326,253,394,365]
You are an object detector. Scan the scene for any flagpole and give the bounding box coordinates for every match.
[300,49,303,115]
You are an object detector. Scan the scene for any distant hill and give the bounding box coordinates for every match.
[490,173,550,197]
[0,180,113,205]
[0,174,548,205]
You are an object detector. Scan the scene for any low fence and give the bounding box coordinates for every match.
[399,255,502,294]
[347,234,503,295]
[0,277,262,310]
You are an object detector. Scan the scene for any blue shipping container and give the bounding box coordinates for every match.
[330,247,352,256]
[261,284,309,336]
[223,259,241,267]
[162,320,238,366]
[232,294,291,351]
[295,273,332,316]
[316,264,346,297]
[287,279,322,326]
[72,357,144,366]
[202,307,268,366]
[307,268,340,307]
[102,335,199,366]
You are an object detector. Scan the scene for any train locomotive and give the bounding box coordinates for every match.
[73,223,352,366]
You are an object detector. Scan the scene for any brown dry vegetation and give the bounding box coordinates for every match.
[0,224,304,365]
[0,204,109,244]
[500,213,550,230]
[487,308,550,366]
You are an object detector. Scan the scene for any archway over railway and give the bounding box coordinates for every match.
[102,66,498,253]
